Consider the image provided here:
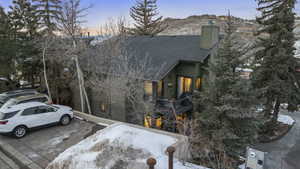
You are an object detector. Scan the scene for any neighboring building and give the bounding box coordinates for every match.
[71,24,221,123]
[236,68,254,80]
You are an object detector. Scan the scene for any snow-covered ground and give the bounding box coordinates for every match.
[277,114,295,125]
[295,40,300,58]
[46,124,206,169]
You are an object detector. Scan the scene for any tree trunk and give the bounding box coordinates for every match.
[264,99,273,117]
[75,57,84,113]
[272,98,281,122]
[42,46,52,100]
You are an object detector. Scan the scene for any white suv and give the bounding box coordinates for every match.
[0,94,52,110]
[0,102,73,138]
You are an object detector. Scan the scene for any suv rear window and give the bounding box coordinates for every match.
[0,111,19,120]
[19,97,48,104]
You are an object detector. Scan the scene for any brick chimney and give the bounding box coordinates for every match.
[200,22,220,49]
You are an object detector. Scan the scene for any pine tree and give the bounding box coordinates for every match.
[252,0,299,121]
[190,15,258,164]
[130,0,166,36]
[0,6,8,34]
[9,0,42,87]
[0,6,16,79]
[33,0,61,34]
[9,0,40,36]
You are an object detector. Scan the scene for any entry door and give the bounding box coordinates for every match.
[177,77,192,98]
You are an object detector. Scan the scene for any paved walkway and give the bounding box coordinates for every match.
[254,111,300,169]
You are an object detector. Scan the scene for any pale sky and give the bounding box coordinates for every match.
[1,0,300,28]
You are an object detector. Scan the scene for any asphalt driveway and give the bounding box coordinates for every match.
[0,118,105,169]
[254,111,300,169]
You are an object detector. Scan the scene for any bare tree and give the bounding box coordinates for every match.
[57,0,90,41]
[41,36,52,100]
[86,17,163,123]
[55,0,92,113]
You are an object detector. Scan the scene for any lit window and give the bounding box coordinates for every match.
[178,77,192,97]
[144,81,153,100]
[100,103,106,112]
[196,78,202,90]
[157,81,163,97]
[181,77,192,93]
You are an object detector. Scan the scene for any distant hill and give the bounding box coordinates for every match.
[159,14,300,39]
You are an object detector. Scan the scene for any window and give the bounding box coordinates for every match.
[19,97,48,104]
[157,81,164,97]
[178,77,192,97]
[37,106,55,114]
[2,100,17,108]
[100,103,106,112]
[37,97,48,103]
[144,81,153,100]
[22,107,38,116]
[0,111,19,120]
[196,78,202,90]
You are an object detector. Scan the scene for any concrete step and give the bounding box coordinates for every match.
[0,150,20,169]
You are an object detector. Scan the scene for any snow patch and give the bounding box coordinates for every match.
[236,67,253,72]
[49,134,71,146]
[238,163,245,169]
[47,124,206,169]
[0,77,8,81]
[74,115,84,121]
[295,40,300,58]
[277,114,295,125]
[97,122,110,127]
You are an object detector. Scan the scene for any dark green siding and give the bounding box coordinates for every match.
[161,61,205,99]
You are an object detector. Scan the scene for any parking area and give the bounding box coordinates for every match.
[0,118,105,169]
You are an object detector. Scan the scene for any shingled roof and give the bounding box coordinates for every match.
[85,35,217,81]
[123,35,213,81]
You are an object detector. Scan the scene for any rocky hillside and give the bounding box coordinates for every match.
[159,14,300,39]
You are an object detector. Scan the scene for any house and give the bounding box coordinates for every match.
[125,24,220,100]
[70,24,221,123]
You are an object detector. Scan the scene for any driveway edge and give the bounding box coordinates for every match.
[0,140,43,169]
[0,150,20,169]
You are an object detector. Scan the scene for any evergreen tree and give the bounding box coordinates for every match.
[190,15,258,164]
[9,0,42,87]
[33,0,61,34]
[130,0,166,36]
[0,6,16,79]
[9,0,40,36]
[252,0,299,121]
[0,6,8,34]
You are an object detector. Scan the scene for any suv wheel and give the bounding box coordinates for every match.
[60,115,71,126]
[13,126,27,138]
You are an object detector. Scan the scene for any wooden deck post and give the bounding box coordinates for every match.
[147,157,157,169]
[167,146,176,169]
